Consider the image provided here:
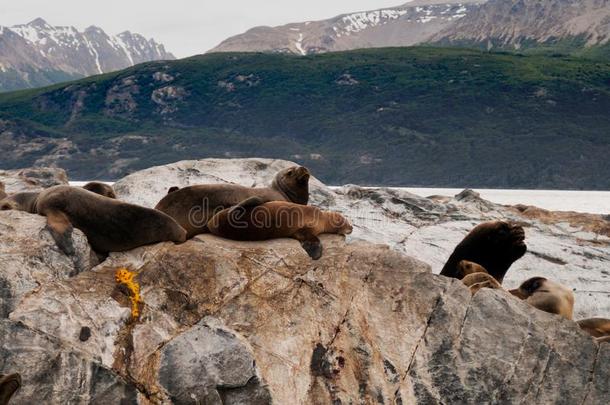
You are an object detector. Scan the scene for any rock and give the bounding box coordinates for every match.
[4,231,608,403]
[0,167,68,193]
[0,211,97,317]
[0,319,137,404]
[114,158,610,319]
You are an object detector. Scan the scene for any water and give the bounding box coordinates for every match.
[71,182,609,215]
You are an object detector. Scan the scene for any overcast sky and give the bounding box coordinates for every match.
[0,0,406,58]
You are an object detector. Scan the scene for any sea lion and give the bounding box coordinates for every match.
[509,277,574,320]
[441,221,527,283]
[577,318,610,340]
[461,272,502,295]
[456,260,489,279]
[1,183,117,213]
[0,373,21,405]
[0,191,40,213]
[82,182,116,199]
[207,197,352,259]
[35,186,186,255]
[155,166,311,239]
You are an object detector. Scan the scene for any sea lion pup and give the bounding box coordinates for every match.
[441,221,527,283]
[207,198,353,259]
[35,186,187,255]
[155,166,311,239]
[456,260,489,279]
[82,182,116,199]
[461,272,502,295]
[509,277,574,320]
[0,373,21,405]
[577,318,610,340]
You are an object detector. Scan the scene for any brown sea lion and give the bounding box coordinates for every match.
[82,182,116,199]
[35,186,186,255]
[456,260,489,279]
[0,373,21,405]
[155,166,311,239]
[1,183,117,213]
[441,221,527,283]
[461,272,503,295]
[577,318,610,340]
[0,192,40,213]
[509,277,574,320]
[207,197,352,259]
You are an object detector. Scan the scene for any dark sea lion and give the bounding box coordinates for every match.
[207,198,352,259]
[155,166,310,239]
[577,318,610,340]
[167,186,180,194]
[509,277,574,320]
[441,221,527,283]
[0,373,21,405]
[82,182,116,199]
[35,186,186,255]
[461,272,502,295]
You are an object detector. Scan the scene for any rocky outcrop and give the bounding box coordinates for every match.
[115,158,610,320]
[0,166,68,193]
[0,158,608,403]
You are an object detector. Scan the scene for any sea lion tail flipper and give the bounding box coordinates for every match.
[0,373,21,405]
[226,196,267,219]
[45,210,75,256]
[294,228,323,260]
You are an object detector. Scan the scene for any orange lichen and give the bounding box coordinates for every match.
[115,268,141,319]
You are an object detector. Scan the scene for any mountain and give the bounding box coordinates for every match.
[0,18,174,92]
[209,0,485,55]
[0,47,609,189]
[210,0,610,59]
[432,0,610,53]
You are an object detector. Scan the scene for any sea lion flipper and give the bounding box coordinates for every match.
[45,210,75,256]
[226,196,267,219]
[294,228,323,260]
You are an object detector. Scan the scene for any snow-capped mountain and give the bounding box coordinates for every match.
[0,18,174,91]
[209,0,485,55]
[432,0,610,49]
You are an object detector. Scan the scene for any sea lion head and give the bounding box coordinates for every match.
[326,211,353,235]
[510,277,574,320]
[0,199,17,211]
[509,277,546,300]
[456,260,488,278]
[272,166,310,205]
[82,182,116,199]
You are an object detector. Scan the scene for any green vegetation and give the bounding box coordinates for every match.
[0,47,609,189]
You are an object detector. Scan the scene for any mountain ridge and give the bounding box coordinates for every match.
[0,18,175,91]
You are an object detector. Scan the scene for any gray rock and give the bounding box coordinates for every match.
[158,317,271,404]
[0,167,68,193]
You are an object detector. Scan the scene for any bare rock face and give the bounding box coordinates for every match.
[0,166,68,193]
[2,159,609,403]
[3,233,608,404]
[0,211,96,317]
